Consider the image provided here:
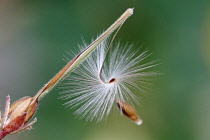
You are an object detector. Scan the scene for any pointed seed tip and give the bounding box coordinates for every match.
[127,8,134,13]
[135,119,143,125]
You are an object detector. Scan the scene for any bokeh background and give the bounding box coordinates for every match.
[0,0,210,140]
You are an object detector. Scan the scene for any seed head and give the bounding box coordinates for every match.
[61,41,157,124]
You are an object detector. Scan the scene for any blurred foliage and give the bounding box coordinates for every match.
[0,0,210,140]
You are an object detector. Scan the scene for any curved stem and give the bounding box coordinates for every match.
[0,131,8,140]
[99,16,126,83]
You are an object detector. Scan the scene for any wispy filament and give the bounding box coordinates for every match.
[35,8,134,101]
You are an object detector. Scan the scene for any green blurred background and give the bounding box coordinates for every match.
[0,0,210,140]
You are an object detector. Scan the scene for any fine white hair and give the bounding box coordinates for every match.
[60,39,157,122]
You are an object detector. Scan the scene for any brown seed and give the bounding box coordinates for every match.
[117,100,143,125]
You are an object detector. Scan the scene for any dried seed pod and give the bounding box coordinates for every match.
[0,96,38,139]
[117,100,143,125]
[9,97,38,124]
[9,97,31,114]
